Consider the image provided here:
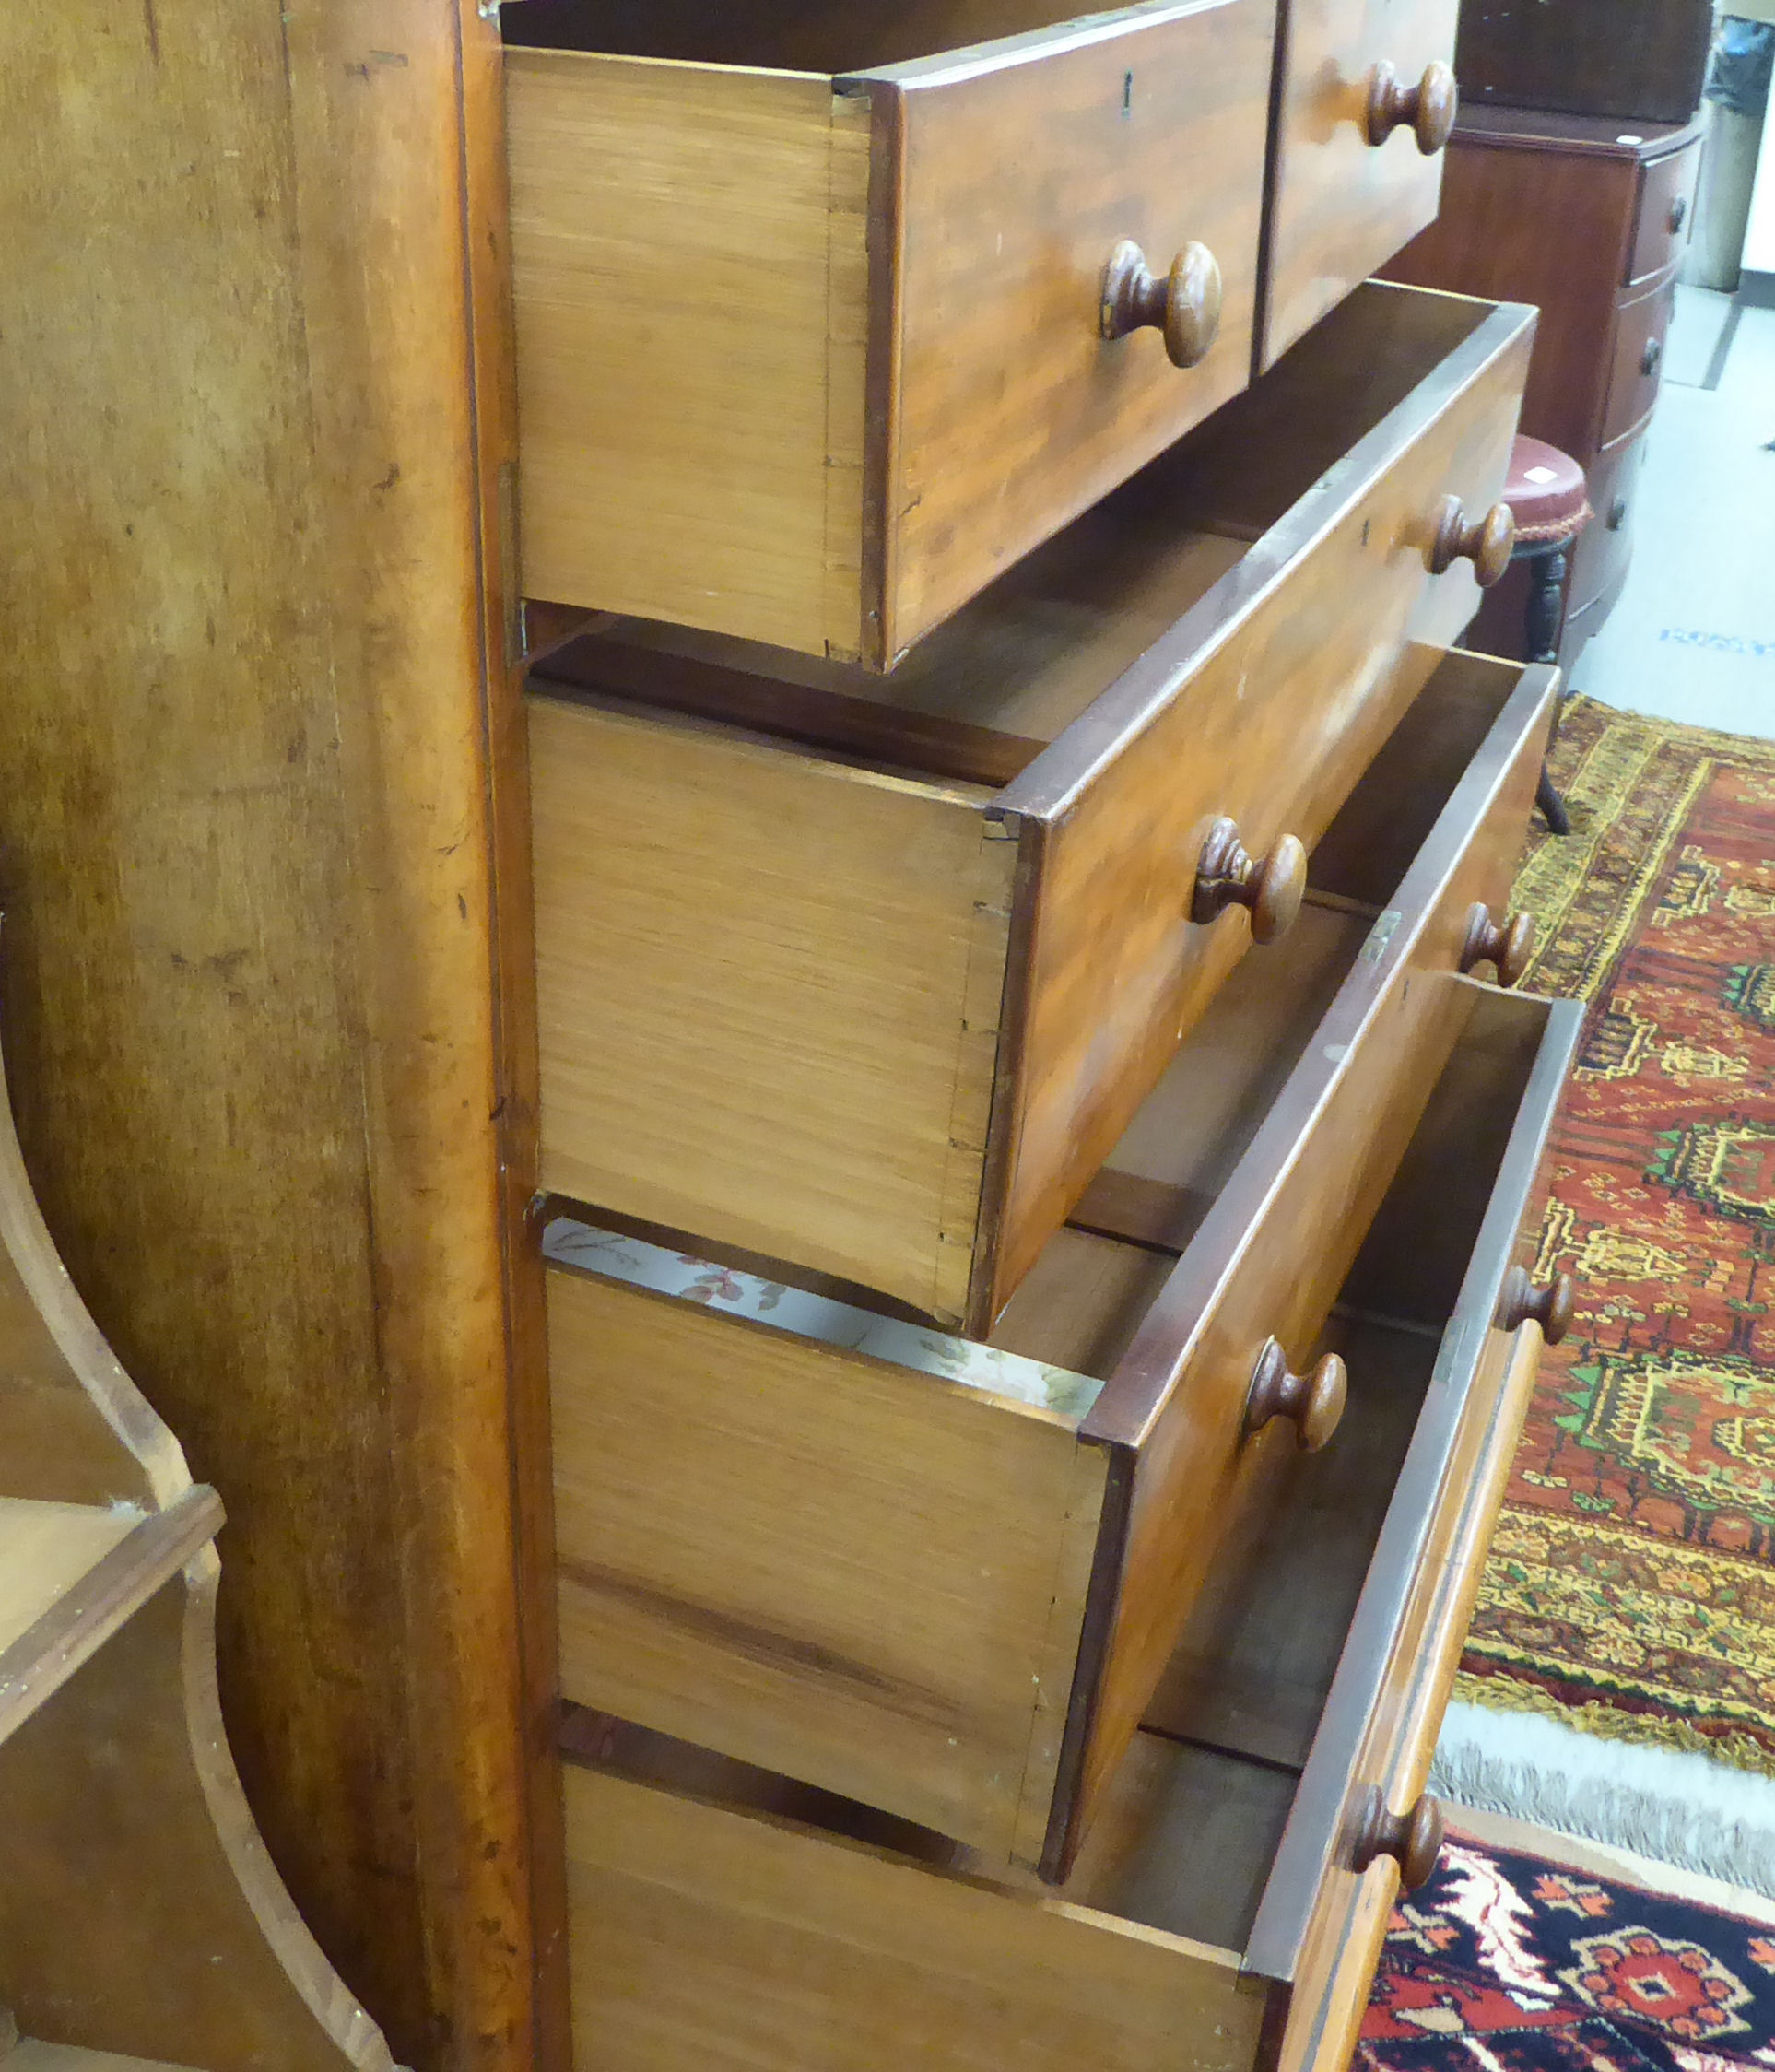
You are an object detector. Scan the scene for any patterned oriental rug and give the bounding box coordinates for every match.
[1360,1831,1775,2072]
[1430,696,1775,1891]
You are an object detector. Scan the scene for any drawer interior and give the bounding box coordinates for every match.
[561,986,1559,1972]
[530,283,1503,782]
[500,0,1140,69]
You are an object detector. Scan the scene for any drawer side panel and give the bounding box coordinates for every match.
[507,52,865,654]
[547,1270,1107,1859]
[531,691,1013,1322]
[563,1762,1262,2071]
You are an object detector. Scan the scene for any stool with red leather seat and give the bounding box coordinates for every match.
[1502,434,1591,836]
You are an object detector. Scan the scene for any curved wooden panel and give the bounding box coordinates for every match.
[0,1023,397,2069]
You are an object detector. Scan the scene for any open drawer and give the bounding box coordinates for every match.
[529,283,1534,1333]
[542,649,1571,1873]
[501,0,1275,666]
[555,983,1582,2072]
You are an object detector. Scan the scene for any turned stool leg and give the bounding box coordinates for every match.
[1525,540,1572,837]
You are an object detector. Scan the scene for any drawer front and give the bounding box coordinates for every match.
[1049,658,1557,1874]
[1629,138,1702,288]
[1264,0,1462,367]
[1252,992,1580,2065]
[881,0,1275,657]
[1601,279,1673,446]
[982,305,1531,1328]
[1569,432,1644,617]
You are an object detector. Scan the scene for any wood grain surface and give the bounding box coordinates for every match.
[1631,142,1703,284]
[530,688,1016,1324]
[0,1569,392,2070]
[0,1502,135,1661]
[1453,0,1710,129]
[1600,278,1674,448]
[546,1263,1107,1862]
[1566,434,1644,618]
[1044,660,1553,1875]
[1263,0,1460,364]
[560,1758,1267,2072]
[0,2,545,2060]
[981,294,1533,1327]
[1381,116,1699,462]
[878,0,1273,657]
[499,0,1200,72]
[0,1492,218,1743]
[2,1014,393,2066]
[506,50,870,656]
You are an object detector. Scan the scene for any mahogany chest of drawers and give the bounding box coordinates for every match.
[0,1,1571,2066]
[1383,106,1704,666]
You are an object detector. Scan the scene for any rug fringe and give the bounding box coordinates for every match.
[1433,1701,1775,1900]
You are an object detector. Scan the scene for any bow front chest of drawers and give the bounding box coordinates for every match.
[0,2,1573,2067]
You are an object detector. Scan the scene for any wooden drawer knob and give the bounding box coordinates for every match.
[1366,60,1458,154]
[1460,902,1534,987]
[1500,1264,1574,1347]
[1429,494,1514,586]
[1243,1339,1347,1452]
[1191,818,1307,944]
[1353,1789,1445,1890]
[1100,239,1223,370]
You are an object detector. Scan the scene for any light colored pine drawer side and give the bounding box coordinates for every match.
[529,691,1017,1323]
[564,1762,1263,2072]
[547,1267,1109,1859]
[506,51,869,656]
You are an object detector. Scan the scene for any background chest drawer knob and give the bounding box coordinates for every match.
[1352,1788,1445,1889]
[1242,1339,1347,1451]
[1640,336,1663,377]
[1670,194,1688,233]
[1365,60,1459,156]
[1428,494,1515,586]
[1100,239,1224,370]
[1459,902,1534,986]
[1499,1265,1575,1346]
[1191,818,1307,942]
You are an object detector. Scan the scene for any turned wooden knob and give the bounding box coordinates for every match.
[1367,60,1458,153]
[1500,1264,1574,1347]
[1243,1339,1347,1452]
[1429,495,1514,586]
[1191,818,1307,944]
[1460,903,1534,987]
[1100,239,1223,370]
[1352,1788,1445,1890]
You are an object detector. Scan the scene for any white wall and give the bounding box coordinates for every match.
[1742,79,1775,271]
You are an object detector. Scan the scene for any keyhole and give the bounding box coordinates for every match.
[1360,519,1372,547]
[1123,70,1134,114]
